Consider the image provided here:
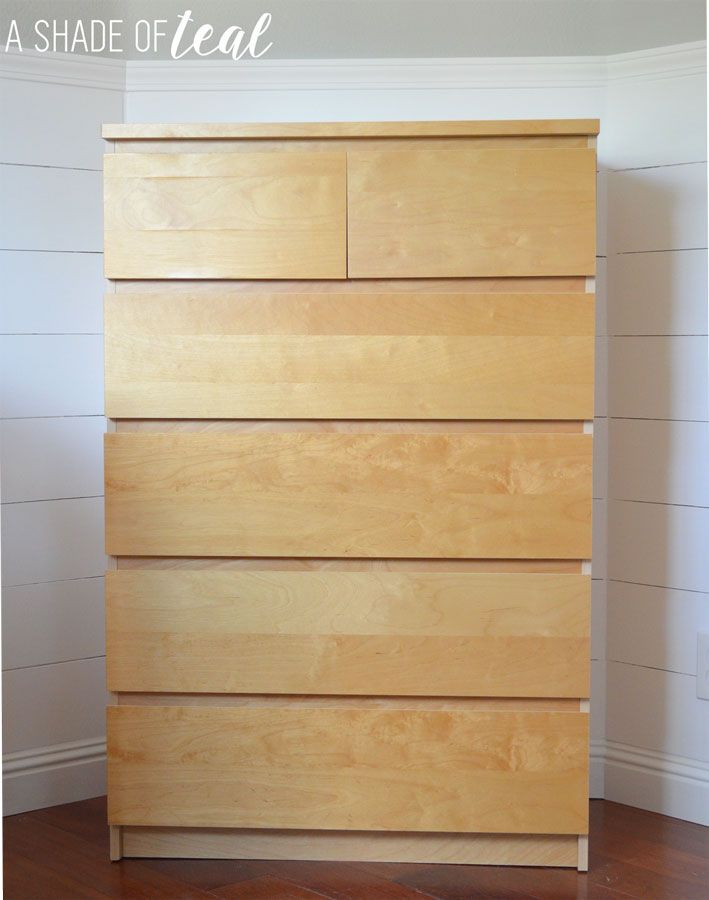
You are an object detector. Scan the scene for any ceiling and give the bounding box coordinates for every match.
[2,0,706,59]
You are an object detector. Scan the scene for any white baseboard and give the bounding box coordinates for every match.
[3,737,106,816]
[603,740,709,826]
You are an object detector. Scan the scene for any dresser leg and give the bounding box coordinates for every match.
[109,825,123,862]
[577,835,589,872]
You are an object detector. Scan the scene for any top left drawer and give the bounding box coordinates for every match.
[104,152,347,279]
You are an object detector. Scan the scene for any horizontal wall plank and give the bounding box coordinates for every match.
[609,419,709,506]
[596,172,608,258]
[607,581,709,675]
[2,657,107,755]
[593,416,607,499]
[104,152,347,279]
[105,292,594,420]
[0,417,104,503]
[606,661,708,763]
[108,705,589,833]
[0,250,104,335]
[106,570,589,697]
[592,498,606,580]
[0,335,103,418]
[1,497,105,588]
[595,257,607,336]
[608,499,709,594]
[0,78,122,170]
[348,148,596,277]
[607,249,708,336]
[590,658,605,743]
[609,163,707,253]
[603,73,707,170]
[594,337,607,417]
[591,579,606,662]
[105,432,592,559]
[0,165,102,252]
[608,336,708,421]
[1,577,104,670]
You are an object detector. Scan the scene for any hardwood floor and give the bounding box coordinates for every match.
[3,798,708,899]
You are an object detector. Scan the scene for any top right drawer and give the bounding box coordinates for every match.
[347,148,596,278]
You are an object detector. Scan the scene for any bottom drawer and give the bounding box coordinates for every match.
[108,705,588,834]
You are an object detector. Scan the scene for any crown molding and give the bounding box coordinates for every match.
[0,47,125,90]
[123,41,705,93]
[2,41,704,94]
[606,41,707,81]
[124,55,606,92]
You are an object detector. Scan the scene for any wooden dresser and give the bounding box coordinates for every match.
[102,119,597,870]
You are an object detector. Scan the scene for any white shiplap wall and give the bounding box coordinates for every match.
[0,54,123,814]
[1,43,706,821]
[603,64,709,826]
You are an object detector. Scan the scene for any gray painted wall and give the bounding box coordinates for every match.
[1,0,706,59]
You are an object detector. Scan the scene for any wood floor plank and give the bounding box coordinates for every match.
[213,875,330,899]
[212,861,439,899]
[3,851,111,900]
[3,815,217,899]
[4,799,707,900]
[587,854,709,900]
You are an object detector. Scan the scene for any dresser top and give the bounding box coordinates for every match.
[102,119,600,140]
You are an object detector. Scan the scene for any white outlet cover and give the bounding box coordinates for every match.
[697,633,709,701]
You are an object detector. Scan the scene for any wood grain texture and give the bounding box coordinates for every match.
[115,695,581,712]
[114,136,592,155]
[106,570,590,696]
[102,120,601,140]
[348,148,596,277]
[104,152,346,279]
[120,827,578,866]
[115,420,586,434]
[107,705,589,833]
[104,292,594,419]
[104,432,593,559]
[113,276,588,294]
[115,557,584,573]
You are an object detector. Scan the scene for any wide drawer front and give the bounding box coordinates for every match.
[105,432,592,558]
[107,705,589,833]
[104,292,595,420]
[348,148,596,278]
[104,152,347,279]
[104,147,595,280]
[106,570,590,697]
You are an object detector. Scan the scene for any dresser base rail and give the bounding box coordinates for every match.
[110,826,588,870]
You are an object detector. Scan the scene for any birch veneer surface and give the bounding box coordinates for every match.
[105,291,594,419]
[103,119,597,868]
[104,431,592,559]
[107,705,589,833]
[106,570,590,696]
